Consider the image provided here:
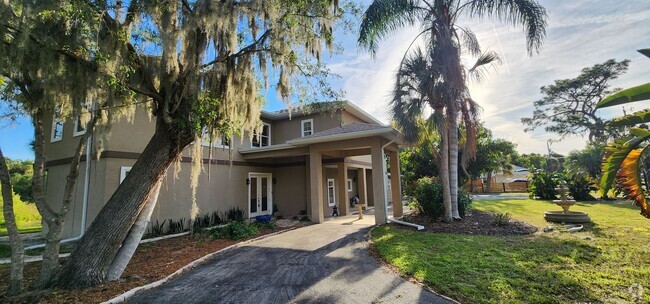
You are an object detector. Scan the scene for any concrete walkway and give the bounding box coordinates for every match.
[128,214,451,304]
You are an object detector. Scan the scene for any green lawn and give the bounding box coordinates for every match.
[0,192,42,237]
[372,199,650,303]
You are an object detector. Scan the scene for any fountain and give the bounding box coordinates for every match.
[544,180,591,223]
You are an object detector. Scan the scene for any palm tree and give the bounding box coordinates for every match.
[359,0,547,221]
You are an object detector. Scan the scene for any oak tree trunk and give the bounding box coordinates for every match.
[0,147,24,296]
[487,172,493,192]
[106,179,162,281]
[52,116,192,289]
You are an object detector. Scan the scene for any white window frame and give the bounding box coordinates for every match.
[347,179,352,192]
[200,128,231,149]
[327,178,336,207]
[120,166,132,184]
[51,112,64,143]
[73,102,92,137]
[301,119,313,137]
[251,123,271,148]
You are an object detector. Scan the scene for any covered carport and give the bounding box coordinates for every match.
[240,123,403,225]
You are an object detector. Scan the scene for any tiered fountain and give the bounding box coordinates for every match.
[544,180,591,223]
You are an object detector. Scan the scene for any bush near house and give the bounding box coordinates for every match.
[412,177,472,219]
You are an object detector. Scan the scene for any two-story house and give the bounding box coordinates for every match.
[43,101,403,239]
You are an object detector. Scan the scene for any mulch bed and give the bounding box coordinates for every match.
[0,225,304,304]
[401,210,538,236]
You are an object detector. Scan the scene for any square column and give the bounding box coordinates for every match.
[389,151,403,217]
[357,168,367,207]
[337,162,349,215]
[371,140,388,224]
[309,150,324,223]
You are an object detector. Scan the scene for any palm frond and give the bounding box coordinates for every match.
[462,0,548,56]
[458,27,481,57]
[358,0,424,56]
[607,108,650,128]
[616,148,650,218]
[596,82,650,109]
[467,50,501,83]
[600,133,650,194]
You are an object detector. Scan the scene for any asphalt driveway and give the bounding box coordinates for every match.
[128,215,451,304]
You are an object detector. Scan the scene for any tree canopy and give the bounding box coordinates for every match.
[521,59,630,144]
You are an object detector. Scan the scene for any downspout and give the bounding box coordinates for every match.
[381,139,395,224]
[26,106,94,250]
[381,137,424,231]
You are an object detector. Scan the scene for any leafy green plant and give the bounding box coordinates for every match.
[149,220,165,237]
[566,174,597,201]
[225,207,245,222]
[413,177,472,219]
[597,48,650,218]
[492,212,511,226]
[210,211,223,226]
[210,221,259,240]
[529,170,558,200]
[168,218,186,234]
[254,220,276,231]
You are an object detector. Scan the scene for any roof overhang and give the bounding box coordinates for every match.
[260,100,384,125]
[286,127,399,146]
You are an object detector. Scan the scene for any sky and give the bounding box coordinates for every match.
[2,0,650,160]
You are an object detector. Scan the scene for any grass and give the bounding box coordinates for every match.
[372,199,650,303]
[0,192,42,236]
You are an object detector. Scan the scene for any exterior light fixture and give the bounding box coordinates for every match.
[246,178,250,185]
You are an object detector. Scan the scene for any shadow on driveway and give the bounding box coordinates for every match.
[128,221,451,304]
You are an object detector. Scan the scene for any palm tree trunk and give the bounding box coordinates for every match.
[0,148,24,296]
[449,104,460,219]
[437,109,453,223]
[106,179,162,281]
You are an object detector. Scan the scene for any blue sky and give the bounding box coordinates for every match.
[2,0,650,160]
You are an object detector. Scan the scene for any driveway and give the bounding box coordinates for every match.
[128,215,451,304]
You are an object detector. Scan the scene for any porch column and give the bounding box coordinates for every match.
[337,161,349,215]
[309,150,324,223]
[389,151,403,218]
[371,140,388,224]
[357,168,367,206]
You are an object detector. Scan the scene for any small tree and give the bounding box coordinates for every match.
[0,147,24,296]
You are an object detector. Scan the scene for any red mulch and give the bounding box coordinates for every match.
[0,226,299,303]
[401,210,538,236]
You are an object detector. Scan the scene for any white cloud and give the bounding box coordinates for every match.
[327,0,650,155]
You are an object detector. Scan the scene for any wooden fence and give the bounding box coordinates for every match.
[465,181,529,193]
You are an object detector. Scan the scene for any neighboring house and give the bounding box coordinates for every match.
[492,165,530,183]
[43,101,403,239]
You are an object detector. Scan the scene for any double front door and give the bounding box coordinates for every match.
[249,173,272,217]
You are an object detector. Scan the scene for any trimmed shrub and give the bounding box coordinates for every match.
[413,177,472,219]
[210,221,259,240]
[529,171,558,200]
[567,174,597,201]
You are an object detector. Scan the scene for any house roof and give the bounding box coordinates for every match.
[261,100,384,125]
[287,123,398,146]
[239,123,401,155]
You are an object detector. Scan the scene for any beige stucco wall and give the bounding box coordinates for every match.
[44,159,108,239]
[270,111,343,144]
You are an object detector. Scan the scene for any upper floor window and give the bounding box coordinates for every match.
[73,102,92,137]
[301,119,313,137]
[120,166,131,183]
[51,110,64,142]
[201,128,231,149]
[252,123,271,148]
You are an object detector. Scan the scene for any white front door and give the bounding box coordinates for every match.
[249,173,272,218]
[327,178,336,207]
